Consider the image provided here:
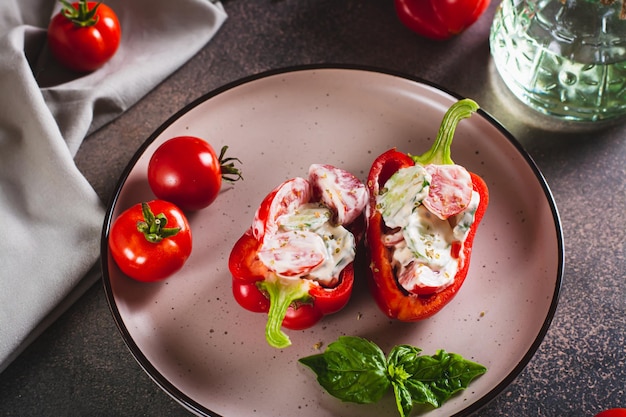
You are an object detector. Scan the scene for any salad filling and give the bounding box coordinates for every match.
[376,163,479,295]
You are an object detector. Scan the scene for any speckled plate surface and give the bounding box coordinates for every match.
[102,66,563,417]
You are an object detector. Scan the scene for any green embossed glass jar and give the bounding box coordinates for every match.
[490,0,626,122]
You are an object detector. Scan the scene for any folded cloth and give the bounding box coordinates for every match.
[0,0,227,373]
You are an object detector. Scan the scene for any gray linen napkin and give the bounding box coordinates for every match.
[0,0,227,373]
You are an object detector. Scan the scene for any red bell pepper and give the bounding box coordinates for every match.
[229,165,367,348]
[365,99,489,321]
[394,0,491,40]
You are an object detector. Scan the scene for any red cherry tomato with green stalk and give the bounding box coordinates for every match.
[394,0,490,40]
[595,409,626,417]
[109,200,192,282]
[148,136,243,211]
[47,0,121,72]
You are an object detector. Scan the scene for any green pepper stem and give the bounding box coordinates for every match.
[257,275,311,348]
[411,99,479,166]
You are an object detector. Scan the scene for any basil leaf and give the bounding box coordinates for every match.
[300,337,487,417]
[387,344,440,410]
[298,336,390,404]
[404,378,440,408]
[389,346,487,409]
[391,380,413,417]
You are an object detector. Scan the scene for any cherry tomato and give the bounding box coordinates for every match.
[148,136,242,211]
[595,409,626,417]
[109,200,192,282]
[423,164,473,220]
[257,231,326,277]
[394,0,490,40]
[308,164,369,226]
[48,1,121,72]
[251,177,311,242]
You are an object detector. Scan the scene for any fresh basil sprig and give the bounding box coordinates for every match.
[299,336,487,417]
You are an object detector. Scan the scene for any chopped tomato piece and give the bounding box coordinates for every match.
[423,164,473,220]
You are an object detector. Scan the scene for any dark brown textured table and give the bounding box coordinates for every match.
[1,1,625,416]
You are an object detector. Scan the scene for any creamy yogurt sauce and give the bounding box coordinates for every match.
[376,164,479,294]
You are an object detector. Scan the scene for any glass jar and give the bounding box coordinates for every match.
[490,0,626,122]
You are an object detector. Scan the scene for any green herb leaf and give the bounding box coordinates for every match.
[400,349,487,408]
[391,380,413,417]
[298,336,390,404]
[299,336,487,417]
[387,344,440,411]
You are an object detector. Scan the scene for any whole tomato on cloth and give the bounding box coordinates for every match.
[595,410,626,417]
[148,136,243,212]
[109,200,192,282]
[394,0,490,40]
[47,0,121,72]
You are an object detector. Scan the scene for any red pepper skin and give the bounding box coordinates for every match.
[394,0,491,40]
[365,149,489,321]
[229,229,355,330]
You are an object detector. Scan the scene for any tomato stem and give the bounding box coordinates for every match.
[60,0,101,27]
[218,146,244,183]
[411,99,479,166]
[257,275,311,348]
[136,202,181,243]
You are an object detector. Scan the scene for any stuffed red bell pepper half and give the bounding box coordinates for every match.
[366,98,489,321]
[229,164,368,348]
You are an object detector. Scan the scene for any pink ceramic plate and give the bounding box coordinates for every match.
[102,66,563,417]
